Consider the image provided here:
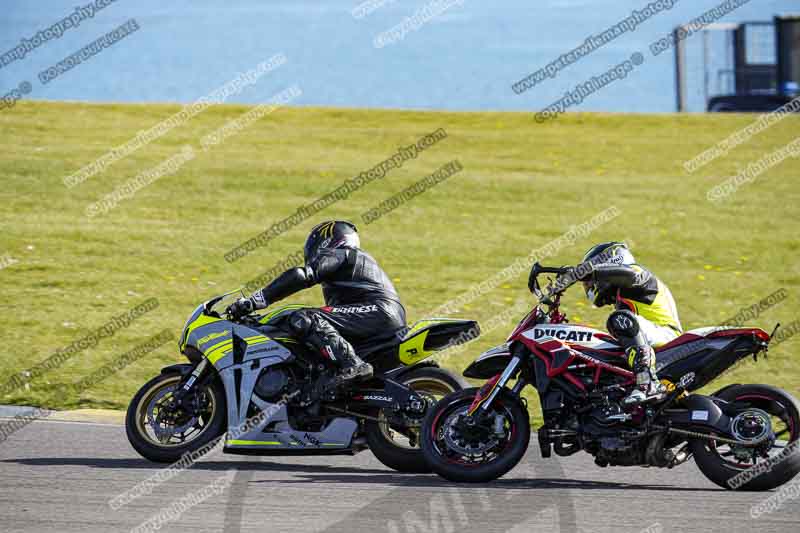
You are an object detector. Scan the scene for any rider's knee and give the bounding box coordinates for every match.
[607,309,640,339]
[288,309,338,339]
[287,310,315,336]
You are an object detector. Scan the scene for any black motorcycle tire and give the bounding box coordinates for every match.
[691,384,800,491]
[126,372,227,463]
[421,387,530,483]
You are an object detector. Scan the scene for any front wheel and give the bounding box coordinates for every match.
[365,366,466,473]
[691,384,800,491]
[421,387,530,482]
[126,372,227,463]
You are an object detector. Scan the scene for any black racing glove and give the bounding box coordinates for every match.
[573,260,596,281]
[226,297,255,319]
[551,267,578,294]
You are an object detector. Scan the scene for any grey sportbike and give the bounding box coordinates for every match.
[126,290,477,472]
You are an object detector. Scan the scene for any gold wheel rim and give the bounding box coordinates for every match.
[134,375,217,449]
[378,377,456,450]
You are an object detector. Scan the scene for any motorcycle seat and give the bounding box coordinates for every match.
[579,327,742,370]
[355,326,409,358]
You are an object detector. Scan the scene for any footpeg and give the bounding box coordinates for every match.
[344,362,373,380]
[623,386,666,407]
[623,389,648,406]
[331,362,373,388]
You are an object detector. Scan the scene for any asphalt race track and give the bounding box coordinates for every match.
[0,417,798,533]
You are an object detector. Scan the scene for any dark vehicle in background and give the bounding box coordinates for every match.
[674,15,800,112]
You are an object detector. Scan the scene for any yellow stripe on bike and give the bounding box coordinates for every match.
[225,440,281,446]
[180,314,222,350]
[247,338,272,347]
[259,304,307,324]
[206,340,234,363]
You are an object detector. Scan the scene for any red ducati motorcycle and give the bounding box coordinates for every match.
[422,262,800,490]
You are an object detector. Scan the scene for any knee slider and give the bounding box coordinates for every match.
[287,310,314,336]
[607,310,640,339]
[290,310,339,339]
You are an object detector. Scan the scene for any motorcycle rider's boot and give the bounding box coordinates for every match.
[314,333,372,386]
[335,348,373,384]
[623,345,666,406]
[606,310,665,406]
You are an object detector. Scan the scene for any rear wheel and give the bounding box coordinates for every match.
[126,373,227,463]
[366,366,466,473]
[691,384,800,491]
[422,387,530,482]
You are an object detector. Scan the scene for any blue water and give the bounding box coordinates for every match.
[0,0,794,113]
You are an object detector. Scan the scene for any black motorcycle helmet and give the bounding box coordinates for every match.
[304,220,360,263]
[581,241,635,306]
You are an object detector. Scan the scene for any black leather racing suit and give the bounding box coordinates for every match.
[251,247,406,366]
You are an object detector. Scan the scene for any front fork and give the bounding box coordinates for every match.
[170,359,211,414]
[467,356,524,416]
[181,359,209,392]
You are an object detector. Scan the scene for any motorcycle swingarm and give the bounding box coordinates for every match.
[348,379,425,411]
[659,395,739,442]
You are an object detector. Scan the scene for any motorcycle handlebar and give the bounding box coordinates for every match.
[528,262,574,300]
[537,265,571,275]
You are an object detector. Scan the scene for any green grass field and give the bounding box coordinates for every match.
[1,100,798,425]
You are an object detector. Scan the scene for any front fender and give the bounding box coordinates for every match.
[463,343,513,379]
[160,363,194,376]
[161,362,224,394]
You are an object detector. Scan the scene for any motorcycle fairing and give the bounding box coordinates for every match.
[214,337,359,452]
[181,309,314,450]
[520,324,618,350]
[179,304,221,353]
[220,378,424,452]
[222,384,358,452]
[257,303,311,325]
[180,308,295,370]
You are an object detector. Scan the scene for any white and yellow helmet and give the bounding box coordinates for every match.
[581,242,635,305]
